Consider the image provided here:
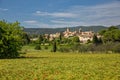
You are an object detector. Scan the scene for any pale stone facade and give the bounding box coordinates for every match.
[49,32,60,41]
[63,28,95,43]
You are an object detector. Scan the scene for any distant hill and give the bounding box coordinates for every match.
[24,26,108,34]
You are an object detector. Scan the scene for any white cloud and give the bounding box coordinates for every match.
[35,11,77,18]
[24,20,38,24]
[67,1,120,22]
[0,8,8,11]
[31,1,120,28]
[51,20,85,26]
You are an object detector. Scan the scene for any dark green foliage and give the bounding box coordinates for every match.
[87,39,92,44]
[44,46,48,50]
[99,26,120,43]
[98,37,103,44]
[52,41,57,52]
[22,32,31,44]
[59,32,62,41]
[92,34,99,45]
[0,20,23,58]
[35,45,41,50]
[38,35,44,44]
[72,36,80,43]
[108,26,118,31]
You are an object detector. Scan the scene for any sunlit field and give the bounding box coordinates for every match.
[0,48,120,80]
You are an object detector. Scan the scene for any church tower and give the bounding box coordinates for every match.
[66,27,70,32]
[79,28,82,33]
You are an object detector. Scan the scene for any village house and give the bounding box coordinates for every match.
[49,32,60,41]
[63,28,77,38]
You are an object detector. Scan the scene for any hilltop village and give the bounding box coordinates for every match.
[44,28,100,43]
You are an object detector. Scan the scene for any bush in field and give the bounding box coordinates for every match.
[35,45,41,50]
[0,20,23,58]
[44,46,48,50]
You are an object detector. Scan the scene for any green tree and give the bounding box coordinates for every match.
[92,34,99,45]
[0,20,23,58]
[52,41,57,52]
[99,26,120,43]
[38,35,43,45]
[59,32,62,41]
[35,44,41,50]
[22,32,31,44]
[72,36,80,43]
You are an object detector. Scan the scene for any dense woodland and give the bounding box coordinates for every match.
[0,20,120,58]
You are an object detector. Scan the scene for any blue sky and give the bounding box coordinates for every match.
[0,0,120,28]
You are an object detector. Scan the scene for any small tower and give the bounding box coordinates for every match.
[79,28,82,33]
[66,27,70,32]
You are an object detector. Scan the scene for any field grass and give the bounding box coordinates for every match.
[0,50,120,80]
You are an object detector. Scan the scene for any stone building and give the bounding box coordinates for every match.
[63,28,95,43]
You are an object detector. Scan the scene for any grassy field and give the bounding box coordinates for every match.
[0,49,120,80]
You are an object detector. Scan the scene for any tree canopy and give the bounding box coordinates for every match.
[0,20,24,58]
[99,26,120,43]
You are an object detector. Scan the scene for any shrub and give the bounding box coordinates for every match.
[35,45,41,50]
[44,46,48,50]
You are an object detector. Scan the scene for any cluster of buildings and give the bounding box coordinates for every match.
[48,28,98,43]
[31,28,100,43]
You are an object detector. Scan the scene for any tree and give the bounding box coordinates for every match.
[72,36,80,43]
[35,44,41,50]
[59,32,62,41]
[0,20,23,58]
[22,32,31,44]
[92,34,99,45]
[52,41,57,52]
[99,26,120,43]
[38,35,43,45]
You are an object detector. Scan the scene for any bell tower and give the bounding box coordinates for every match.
[79,28,82,33]
[66,27,70,32]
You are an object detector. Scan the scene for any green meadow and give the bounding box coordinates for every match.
[0,47,120,80]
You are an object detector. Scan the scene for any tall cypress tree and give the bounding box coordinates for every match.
[52,41,57,52]
[92,34,99,45]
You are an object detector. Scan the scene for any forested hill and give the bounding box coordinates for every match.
[24,25,120,34]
